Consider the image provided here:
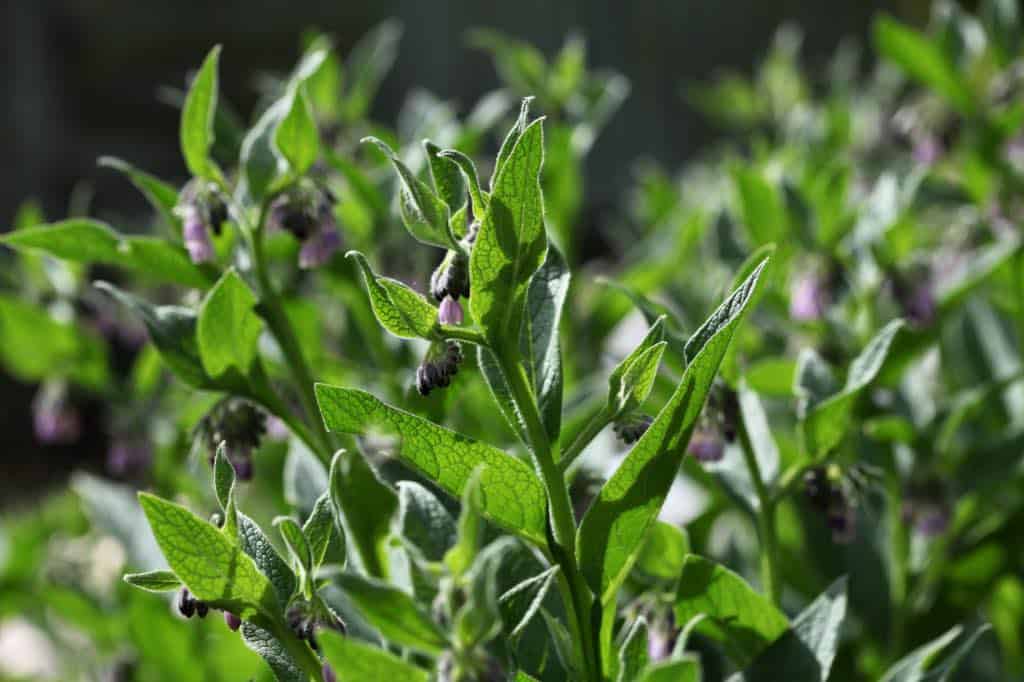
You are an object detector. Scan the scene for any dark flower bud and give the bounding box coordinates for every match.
[199,398,267,481]
[195,600,209,618]
[224,611,242,631]
[177,588,195,618]
[438,295,464,326]
[176,179,227,264]
[613,413,653,444]
[430,250,471,301]
[688,428,724,463]
[32,385,80,445]
[415,342,463,396]
[802,467,833,510]
[891,266,936,328]
[269,181,342,269]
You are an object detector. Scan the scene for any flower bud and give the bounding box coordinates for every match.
[177,588,195,618]
[612,413,653,444]
[415,342,463,396]
[224,611,242,631]
[199,398,267,481]
[688,428,724,463]
[438,296,464,326]
[269,181,342,269]
[430,250,471,301]
[182,208,216,264]
[195,601,209,618]
[176,180,226,264]
[891,266,936,328]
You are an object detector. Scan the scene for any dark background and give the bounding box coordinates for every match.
[0,0,923,497]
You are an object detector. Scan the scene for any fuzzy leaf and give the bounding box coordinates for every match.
[328,449,397,578]
[302,493,337,570]
[577,260,768,600]
[123,570,181,593]
[275,86,320,175]
[880,625,990,682]
[396,481,457,563]
[319,629,430,682]
[316,385,548,545]
[346,251,438,339]
[424,139,464,211]
[240,623,306,682]
[274,516,313,588]
[197,270,264,379]
[180,45,221,180]
[238,512,296,608]
[608,316,667,417]
[617,617,650,682]
[337,572,449,654]
[523,245,571,439]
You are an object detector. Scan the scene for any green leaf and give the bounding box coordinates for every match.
[346,251,438,339]
[524,245,571,438]
[275,86,320,175]
[180,45,222,180]
[445,467,487,578]
[880,625,990,682]
[240,623,306,682]
[197,270,264,379]
[238,513,296,608]
[490,97,534,189]
[500,565,559,639]
[1,219,213,287]
[617,617,650,682]
[212,442,236,512]
[96,282,210,389]
[477,346,531,446]
[396,481,457,563]
[873,16,974,115]
[730,577,847,681]
[123,569,181,593]
[608,316,667,417]
[737,380,779,487]
[633,521,689,585]
[138,493,278,619]
[302,493,336,570]
[470,116,547,352]
[239,96,290,202]
[319,629,429,682]
[336,572,448,655]
[803,320,904,458]
[274,516,313,591]
[673,555,788,668]
[363,136,456,250]
[454,539,509,648]
[577,260,768,600]
[424,139,464,211]
[283,440,328,517]
[98,156,180,230]
[638,659,701,682]
[328,449,397,578]
[316,385,548,545]
[437,148,487,218]
[732,165,788,246]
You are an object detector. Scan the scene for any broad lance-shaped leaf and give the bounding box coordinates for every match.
[138,493,279,619]
[470,116,547,352]
[337,572,449,654]
[491,97,533,189]
[319,629,429,682]
[315,385,548,544]
[673,555,788,669]
[577,259,768,600]
[424,139,464,212]
[1,219,214,287]
[803,319,904,458]
[363,136,457,251]
[608,316,667,417]
[880,624,990,682]
[302,493,336,570]
[274,516,313,592]
[346,251,438,339]
[329,449,397,579]
[180,45,222,180]
[197,270,264,379]
[238,512,296,608]
[275,86,319,175]
[729,577,848,682]
[396,481,457,563]
[437,148,488,218]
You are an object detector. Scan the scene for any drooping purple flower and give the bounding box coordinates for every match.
[647,613,677,663]
[269,181,342,269]
[199,398,266,481]
[224,611,242,631]
[32,389,80,445]
[106,439,153,478]
[430,250,471,301]
[827,504,857,544]
[298,222,342,269]
[182,208,216,264]
[322,664,337,682]
[415,342,463,396]
[688,428,724,463]
[912,134,943,166]
[790,270,829,321]
[438,295,464,326]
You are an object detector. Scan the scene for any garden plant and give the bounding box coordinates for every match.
[2,2,1024,680]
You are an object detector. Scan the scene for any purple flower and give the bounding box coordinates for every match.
[790,271,829,321]
[322,664,337,682]
[32,391,80,445]
[438,295,464,326]
[182,208,216,264]
[298,223,342,269]
[647,614,677,663]
[269,182,342,269]
[106,440,153,477]
[912,134,943,166]
[224,611,242,631]
[688,429,724,463]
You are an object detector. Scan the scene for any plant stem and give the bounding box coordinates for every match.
[558,404,612,475]
[498,355,601,681]
[886,471,909,662]
[737,420,781,605]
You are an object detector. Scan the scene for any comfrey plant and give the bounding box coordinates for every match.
[3,3,1024,681]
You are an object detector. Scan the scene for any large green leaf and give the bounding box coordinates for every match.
[577,259,768,600]
[319,629,429,682]
[336,573,448,655]
[138,493,278,619]
[523,245,571,438]
[802,319,904,458]
[180,45,222,180]
[673,555,788,669]
[197,270,264,380]
[470,116,547,353]
[328,449,397,578]
[315,385,548,544]
[880,625,990,682]
[123,569,182,593]
[275,86,320,175]
[346,251,438,339]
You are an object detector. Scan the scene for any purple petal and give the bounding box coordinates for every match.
[438,295,464,325]
[183,211,216,264]
[299,226,342,269]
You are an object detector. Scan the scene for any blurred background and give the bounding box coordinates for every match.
[1,0,929,501]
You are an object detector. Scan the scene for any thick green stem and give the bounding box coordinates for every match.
[737,420,781,605]
[499,355,600,681]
